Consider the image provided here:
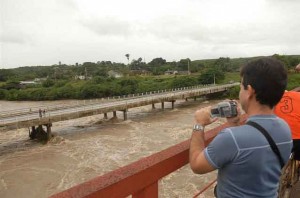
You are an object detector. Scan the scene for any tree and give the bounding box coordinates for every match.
[149,57,166,66]
[0,89,6,99]
[42,79,55,88]
[199,68,225,84]
[0,69,14,81]
[177,58,190,71]
[130,57,145,70]
[190,62,205,73]
[171,76,198,88]
[214,57,231,72]
[125,54,130,65]
[2,80,21,90]
[118,78,138,94]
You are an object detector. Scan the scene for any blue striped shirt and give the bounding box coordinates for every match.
[204,115,292,198]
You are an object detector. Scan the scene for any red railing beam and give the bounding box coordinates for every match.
[132,182,158,198]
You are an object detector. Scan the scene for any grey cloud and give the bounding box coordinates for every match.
[0,31,30,44]
[80,17,131,37]
[144,14,300,48]
[55,0,80,13]
[56,0,78,10]
[143,16,225,43]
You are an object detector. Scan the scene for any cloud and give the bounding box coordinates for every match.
[80,17,131,37]
[57,0,79,11]
[0,26,33,45]
[0,32,27,44]
[1,0,300,68]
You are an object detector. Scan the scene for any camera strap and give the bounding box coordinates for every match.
[246,121,285,168]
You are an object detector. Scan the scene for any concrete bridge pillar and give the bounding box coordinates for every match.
[46,123,52,140]
[123,109,128,121]
[29,125,48,141]
[161,102,164,110]
[152,103,155,109]
[171,101,175,109]
[113,111,117,118]
[29,126,37,139]
[104,113,108,119]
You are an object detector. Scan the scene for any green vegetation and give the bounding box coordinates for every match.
[0,54,299,101]
[287,73,300,90]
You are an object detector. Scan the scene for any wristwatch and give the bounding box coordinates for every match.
[193,124,204,132]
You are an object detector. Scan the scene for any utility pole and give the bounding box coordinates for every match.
[214,74,216,85]
[85,67,87,80]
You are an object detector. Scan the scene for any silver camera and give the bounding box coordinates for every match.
[211,101,238,118]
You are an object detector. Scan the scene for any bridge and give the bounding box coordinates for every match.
[0,83,239,140]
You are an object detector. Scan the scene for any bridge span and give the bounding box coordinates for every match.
[0,83,239,139]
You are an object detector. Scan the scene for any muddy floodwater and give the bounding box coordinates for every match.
[0,99,224,198]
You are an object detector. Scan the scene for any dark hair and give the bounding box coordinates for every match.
[240,57,287,108]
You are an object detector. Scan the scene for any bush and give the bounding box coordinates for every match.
[118,78,138,94]
[42,79,55,88]
[224,86,240,99]
[171,76,198,88]
[0,89,6,99]
[199,69,225,84]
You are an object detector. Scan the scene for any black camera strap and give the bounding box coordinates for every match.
[246,121,285,168]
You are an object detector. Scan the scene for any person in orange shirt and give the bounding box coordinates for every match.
[274,87,300,160]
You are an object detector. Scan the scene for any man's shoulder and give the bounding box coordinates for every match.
[224,125,249,135]
[285,91,300,99]
[216,126,248,143]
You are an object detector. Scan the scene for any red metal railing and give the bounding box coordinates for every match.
[50,122,233,198]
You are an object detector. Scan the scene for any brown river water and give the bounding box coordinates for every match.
[0,99,224,198]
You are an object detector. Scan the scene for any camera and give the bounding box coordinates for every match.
[211,101,238,118]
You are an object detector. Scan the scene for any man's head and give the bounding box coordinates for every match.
[240,57,287,110]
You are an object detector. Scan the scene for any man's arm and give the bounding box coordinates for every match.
[189,103,243,174]
[189,128,216,174]
[189,106,217,174]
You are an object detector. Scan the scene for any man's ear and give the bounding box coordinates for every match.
[247,85,255,98]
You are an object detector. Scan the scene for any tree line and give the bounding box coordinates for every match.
[0,54,299,101]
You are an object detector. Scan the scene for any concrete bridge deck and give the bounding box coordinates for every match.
[0,83,239,133]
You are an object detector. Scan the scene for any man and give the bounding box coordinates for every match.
[274,88,300,160]
[274,87,300,181]
[189,57,292,197]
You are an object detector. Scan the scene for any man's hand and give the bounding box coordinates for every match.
[194,106,218,127]
[226,101,242,127]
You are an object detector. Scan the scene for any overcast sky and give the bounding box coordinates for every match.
[1,0,300,69]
